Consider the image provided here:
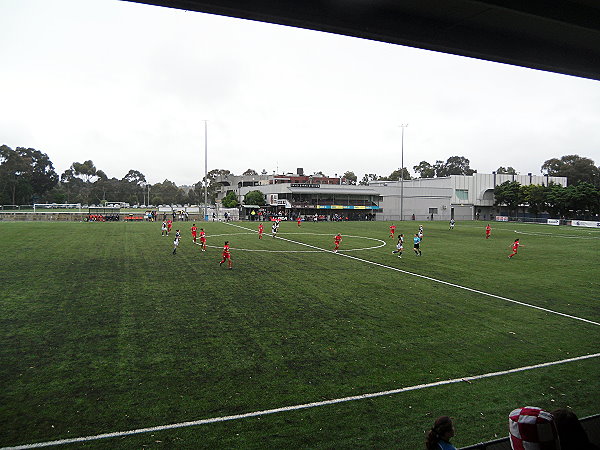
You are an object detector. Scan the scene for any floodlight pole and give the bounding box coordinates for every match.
[204,120,208,221]
[399,124,408,221]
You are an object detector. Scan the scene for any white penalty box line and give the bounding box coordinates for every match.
[4,352,599,449]
[226,223,600,327]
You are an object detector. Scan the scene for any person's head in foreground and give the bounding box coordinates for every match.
[509,406,561,450]
[425,416,456,450]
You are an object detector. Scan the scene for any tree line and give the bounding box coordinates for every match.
[341,156,477,185]
[492,155,600,218]
[353,155,600,186]
[1,144,599,207]
[0,147,270,207]
[352,158,515,184]
[495,181,600,218]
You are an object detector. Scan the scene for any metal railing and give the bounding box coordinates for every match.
[459,414,600,449]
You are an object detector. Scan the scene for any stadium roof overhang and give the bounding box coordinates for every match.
[126,0,600,81]
[289,187,380,195]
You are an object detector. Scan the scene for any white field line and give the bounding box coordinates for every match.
[4,223,598,449]
[198,232,386,252]
[4,352,599,450]
[226,223,600,327]
[513,229,600,239]
[443,224,600,239]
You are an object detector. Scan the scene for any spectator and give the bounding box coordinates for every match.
[508,406,560,450]
[551,408,599,450]
[425,416,457,450]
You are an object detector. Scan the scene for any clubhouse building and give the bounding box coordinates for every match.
[214,169,566,221]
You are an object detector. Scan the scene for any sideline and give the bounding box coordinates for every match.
[513,229,600,239]
[226,223,600,327]
[4,353,599,449]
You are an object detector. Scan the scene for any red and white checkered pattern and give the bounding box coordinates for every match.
[509,406,561,450]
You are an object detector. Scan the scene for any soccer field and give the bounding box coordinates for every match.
[1,220,599,449]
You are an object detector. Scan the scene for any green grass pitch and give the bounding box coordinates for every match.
[1,219,599,449]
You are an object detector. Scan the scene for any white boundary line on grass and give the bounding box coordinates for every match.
[513,229,600,239]
[447,223,600,239]
[4,223,599,449]
[4,352,599,449]
[226,223,600,327]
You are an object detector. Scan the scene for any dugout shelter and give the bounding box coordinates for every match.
[87,206,121,222]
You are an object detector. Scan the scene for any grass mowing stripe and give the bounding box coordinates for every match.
[226,222,600,327]
[4,352,598,450]
[1,222,597,448]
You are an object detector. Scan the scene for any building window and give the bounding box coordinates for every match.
[455,189,469,201]
[428,208,438,214]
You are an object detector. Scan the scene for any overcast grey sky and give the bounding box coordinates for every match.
[2,0,600,185]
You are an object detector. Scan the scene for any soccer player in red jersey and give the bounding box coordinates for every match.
[297,216,302,227]
[167,219,173,234]
[485,224,492,239]
[191,224,198,243]
[199,228,207,251]
[333,233,342,252]
[508,238,524,258]
[219,241,232,269]
[258,223,264,239]
[389,224,396,238]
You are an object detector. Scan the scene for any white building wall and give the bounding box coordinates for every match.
[372,180,452,221]
[372,174,567,221]
[238,184,291,197]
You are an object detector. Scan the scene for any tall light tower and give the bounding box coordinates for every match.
[400,123,408,221]
[203,120,208,221]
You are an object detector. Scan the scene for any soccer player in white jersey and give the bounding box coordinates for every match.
[392,234,404,258]
[172,230,181,255]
